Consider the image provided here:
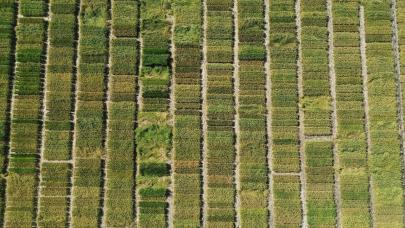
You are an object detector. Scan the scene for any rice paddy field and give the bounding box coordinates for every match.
[0,0,405,227]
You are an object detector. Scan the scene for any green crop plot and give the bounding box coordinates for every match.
[0,0,404,227]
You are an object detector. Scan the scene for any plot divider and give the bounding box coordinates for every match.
[133,0,141,224]
[326,1,341,226]
[264,0,274,226]
[232,0,241,226]
[390,1,405,220]
[168,12,176,228]
[31,1,51,226]
[100,0,113,225]
[295,0,308,226]
[35,0,52,223]
[201,0,208,225]
[359,6,376,227]
[68,0,82,225]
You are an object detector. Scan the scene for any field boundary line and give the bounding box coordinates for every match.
[232,0,241,226]
[390,0,405,220]
[359,6,376,228]
[135,8,144,226]
[65,1,80,226]
[68,0,82,225]
[201,0,208,225]
[33,2,51,225]
[295,0,308,226]
[101,0,113,225]
[132,0,141,224]
[35,2,52,223]
[264,0,274,226]
[326,0,341,226]
[167,12,176,228]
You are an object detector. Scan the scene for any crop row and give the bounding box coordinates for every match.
[205,0,236,226]
[0,0,15,224]
[237,0,268,227]
[37,0,77,226]
[398,1,405,224]
[269,0,300,173]
[332,0,372,226]
[268,0,302,226]
[400,0,405,132]
[4,0,47,226]
[300,0,332,136]
[104,0,138,227]
[272,175,302,227]
[364,0,404,226]
[206,0,239,226]
[304,141,336,226]
[172,0,202,227]
[136,0,172,226]
[70,0,108,226]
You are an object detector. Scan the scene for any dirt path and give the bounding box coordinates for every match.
[100,2,113,226]
[232,0,241,227]
[201,0,208,226]
[35,5,52,225]
[167,13,176,228]
[390,2,405,222]
[295,0,308,226]
[359,6,376,228]
[326,0,342,226]
[68,0,82,225]
[264,0,274,227]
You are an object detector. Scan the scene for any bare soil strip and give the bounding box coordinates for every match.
[264,0,274,226]
[326,0,342,226]
[295,0,308,226]
[68,0,82,225]
[33,2,51,226]
[359,6,376,227]
[36,3,52,223]
[232,0,241,226]
[201,0,209,225]
[101,1,113,226]
[168,13,176,228]
[390,1,405,221]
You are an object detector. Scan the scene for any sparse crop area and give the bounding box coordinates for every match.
[0,0,404,227]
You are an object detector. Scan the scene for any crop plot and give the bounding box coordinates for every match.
[0,0,403,227]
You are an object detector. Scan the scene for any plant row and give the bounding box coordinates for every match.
[172,0,202,227]
[237,0,268,227]
[136,0,172,226]
[364,0,404,226]
[332,0,372,226]
[205,0,236,226]
[398,3,405,226]
[4,0,47,226]
[399,0,405,138]
[300,0,332,136]
[268,0,303,226]
[269,0,300,173]
[304,141,336,226]
[272,175,302,227]
[70,0,108,226]
[104,0,138,226]
[37,0,77,226]
[0,0,16,224]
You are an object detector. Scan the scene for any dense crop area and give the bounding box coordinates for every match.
[0,0,404,227]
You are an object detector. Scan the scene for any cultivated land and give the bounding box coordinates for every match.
[0,0,404,227]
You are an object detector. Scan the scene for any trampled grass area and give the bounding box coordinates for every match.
[0,0,404,227]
